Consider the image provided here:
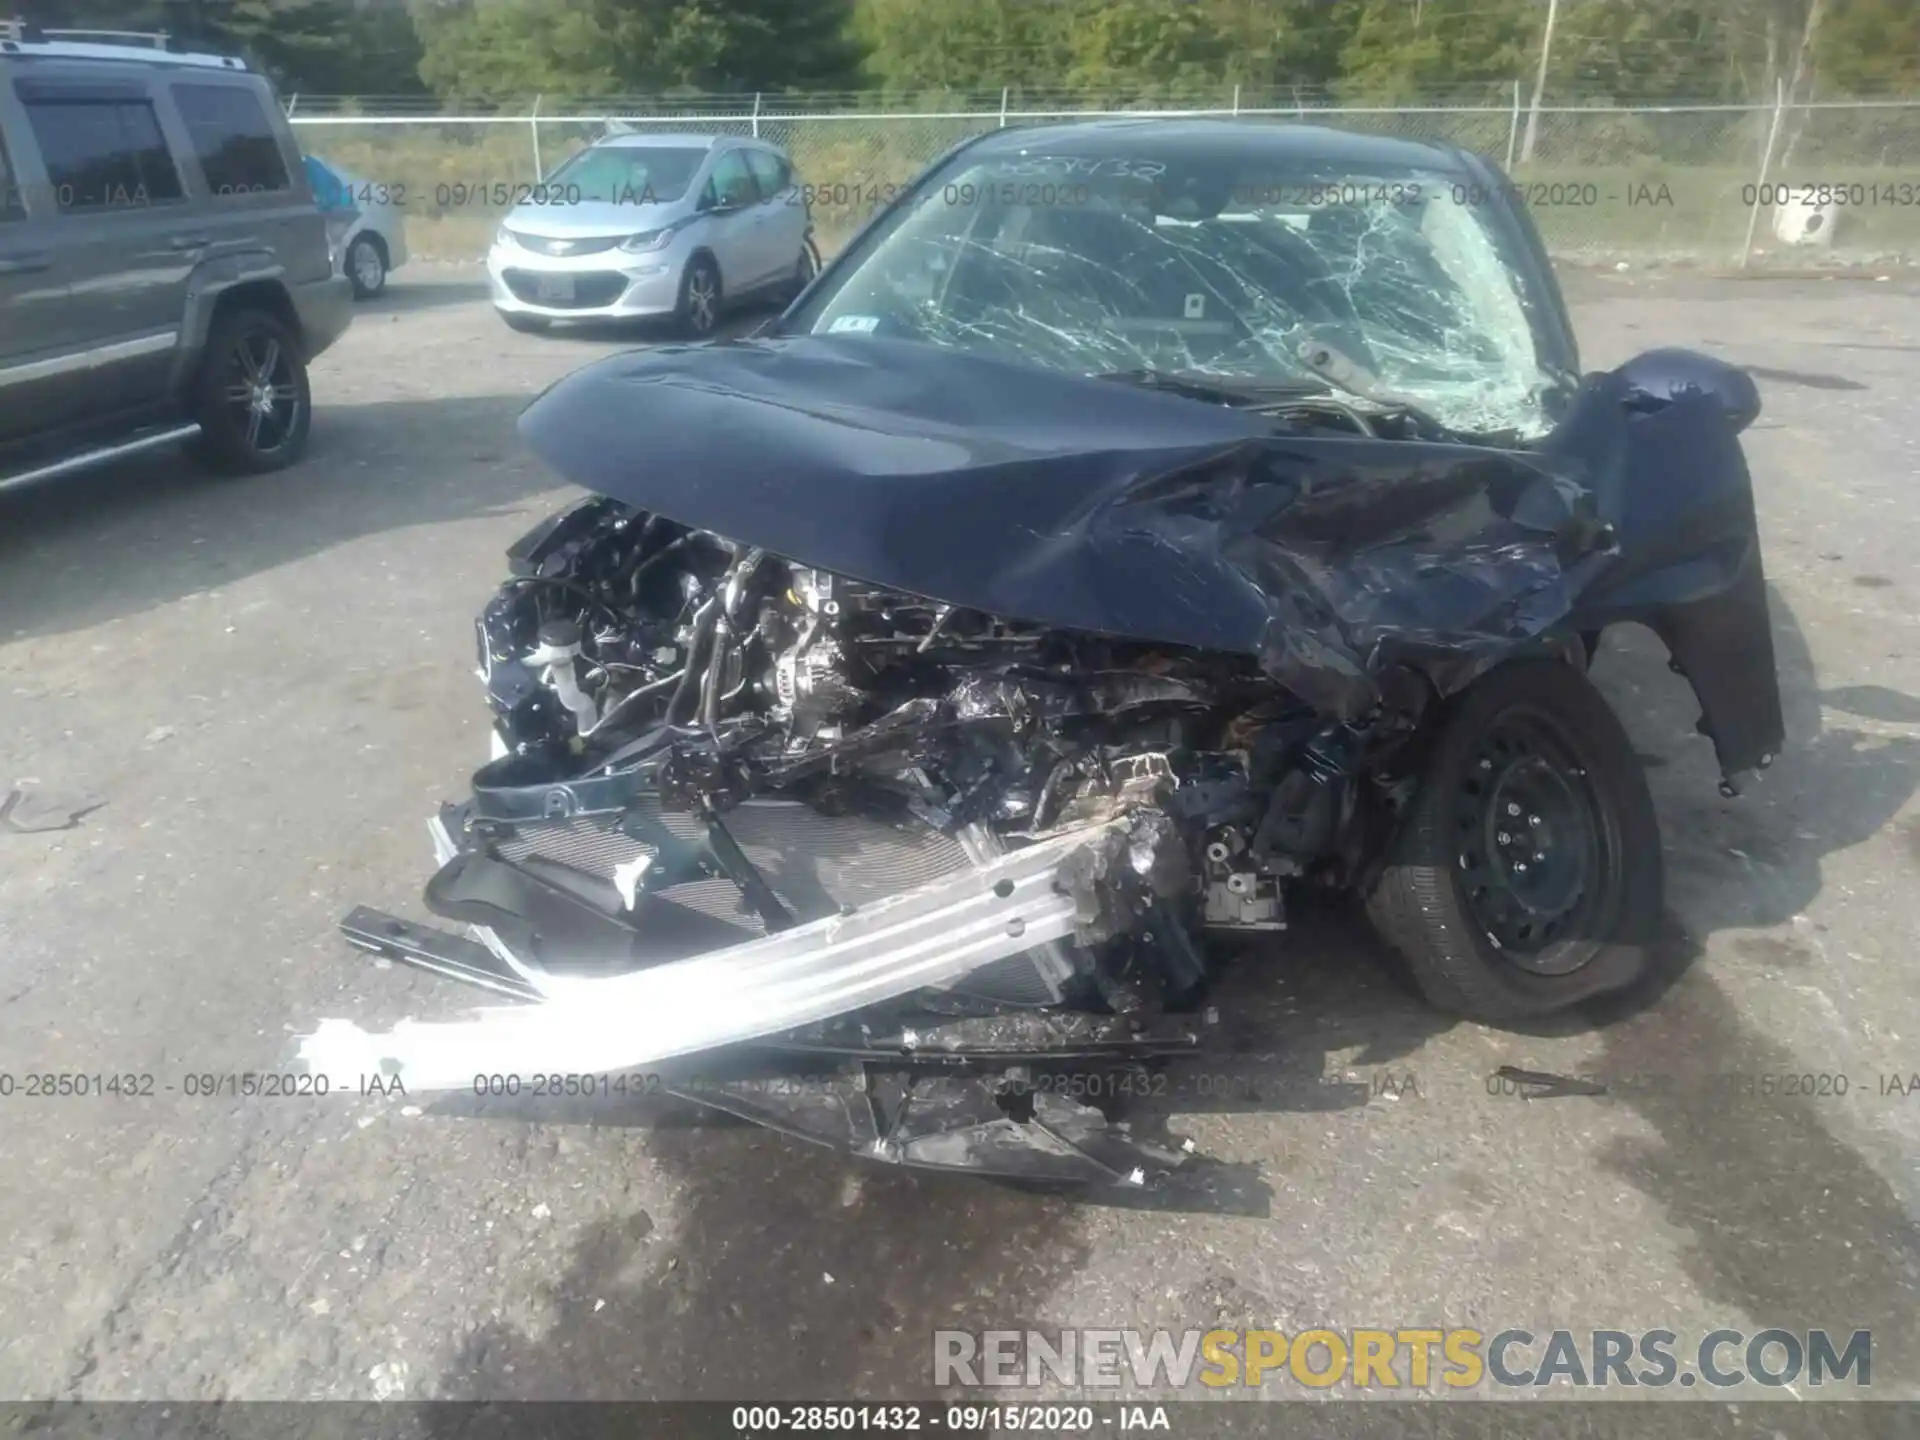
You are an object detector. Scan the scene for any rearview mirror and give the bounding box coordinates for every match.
[1618,347,1762,434]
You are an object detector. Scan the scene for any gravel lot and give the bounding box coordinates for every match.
[1,265,1917,1408]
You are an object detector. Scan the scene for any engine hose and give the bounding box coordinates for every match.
[665,595,721,726]
[702,618,732,732]
[581,667,685,738]
[627,534,693,595]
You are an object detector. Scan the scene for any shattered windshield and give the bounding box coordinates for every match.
[789,148,1561,436]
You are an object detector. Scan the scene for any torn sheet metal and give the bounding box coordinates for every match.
[517,332,1782,770]
[300,817,1130,1092]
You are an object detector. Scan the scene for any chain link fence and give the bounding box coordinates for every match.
[287,91,1920,269]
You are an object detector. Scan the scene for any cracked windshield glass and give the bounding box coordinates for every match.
[795,149,1560,437]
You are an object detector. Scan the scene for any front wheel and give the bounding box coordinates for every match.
[1365,658,1662,1023]
[788,238,820,300]
[675,255,721,338]
[190,308,312,474]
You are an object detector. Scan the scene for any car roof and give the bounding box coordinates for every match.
[596,133,724,150]
[0,31,250,73]
[594,132,786,155]
[963,117,1467,172]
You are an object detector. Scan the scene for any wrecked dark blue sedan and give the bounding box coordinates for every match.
[306,120,1783,1189]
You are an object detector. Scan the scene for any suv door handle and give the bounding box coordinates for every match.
[168,234,213,250]
[0,252,51,274]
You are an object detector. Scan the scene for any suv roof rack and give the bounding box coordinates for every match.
[0,17,247,70]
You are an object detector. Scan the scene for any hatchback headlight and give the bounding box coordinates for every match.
[620,223,681,253]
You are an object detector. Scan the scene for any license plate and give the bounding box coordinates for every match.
[534,273,575,302]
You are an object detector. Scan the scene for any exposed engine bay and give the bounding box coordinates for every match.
[477,492,1346,983]
[302,331,1784,1189]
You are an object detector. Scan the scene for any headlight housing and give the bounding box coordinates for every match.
[619,224,679,254]
[493,225,515,251]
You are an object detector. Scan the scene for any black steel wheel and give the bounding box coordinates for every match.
[1366,658,1662,1021]
[191,308,312,474]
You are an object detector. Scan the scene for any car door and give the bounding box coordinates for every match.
[0,89,77,448]
[744,147,807,287]
[165,76,307,284]
[701,148,765,293]
[13,71,196,426]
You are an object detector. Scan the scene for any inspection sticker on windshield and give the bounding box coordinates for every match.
[1184,294,1207,319]
[828,314,881,334]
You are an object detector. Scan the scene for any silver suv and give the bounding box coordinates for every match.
[488,132,818,337]
[0,24,352,490]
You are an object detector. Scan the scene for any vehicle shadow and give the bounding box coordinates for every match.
[0,394,563,643]
[418,934,1452,1402]
[520,306,775,347]
[355,274,495,314]
[1495,588,1920,1386]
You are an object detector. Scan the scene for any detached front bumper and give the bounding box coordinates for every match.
[305,808,1206,1187]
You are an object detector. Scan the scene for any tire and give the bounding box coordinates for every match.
[346,234,387,299]
[501,311,550,334]
[675,254,721,338]
[190,308,312,475]
[1364,658,1662,1023]
[788,238,820,301]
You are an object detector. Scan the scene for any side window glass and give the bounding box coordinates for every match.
[710,151,757,209]
[172,82,290,199]
[745,149,787,200]
[0,128,22,221]
[21,98,184,211]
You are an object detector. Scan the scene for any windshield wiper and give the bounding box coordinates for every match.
[1294,342,1448,433]
[1094,368,1335,407]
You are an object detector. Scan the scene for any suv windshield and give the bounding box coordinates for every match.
[545,144,708,204]
[785,145,1564,436]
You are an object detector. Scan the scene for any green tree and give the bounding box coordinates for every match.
[26,0,427,94]
[1817,0,1920,92]
[416,0,860,100]
[852,0,1070,94]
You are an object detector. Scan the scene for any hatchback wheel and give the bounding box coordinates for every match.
[346,234,388,299]
[790,240,819,298]
[191,309,312,474]
[676,256,721,338]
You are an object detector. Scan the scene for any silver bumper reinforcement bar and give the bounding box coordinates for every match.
[298,819,1125,1092]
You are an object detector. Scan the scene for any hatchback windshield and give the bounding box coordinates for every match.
[786,145,1564,436]
[545,144,709,204]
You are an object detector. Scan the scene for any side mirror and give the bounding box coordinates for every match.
[1618,347,1762,434]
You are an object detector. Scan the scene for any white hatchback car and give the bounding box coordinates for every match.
[304,153,409,299]
[487,133,818,336]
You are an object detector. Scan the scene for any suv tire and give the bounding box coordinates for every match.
[191,308,313,474]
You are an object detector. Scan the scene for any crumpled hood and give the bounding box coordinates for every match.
[516,333,1777,741]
